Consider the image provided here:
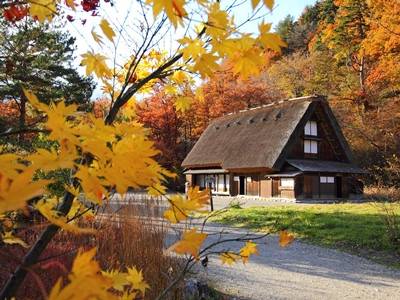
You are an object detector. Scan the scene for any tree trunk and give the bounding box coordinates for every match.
[18,92,27,143]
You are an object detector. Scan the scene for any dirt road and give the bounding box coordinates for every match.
[194,221,400,300]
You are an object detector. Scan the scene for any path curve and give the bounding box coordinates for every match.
[191,196,400,300]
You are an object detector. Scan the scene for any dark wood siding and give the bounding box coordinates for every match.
[272,179,280,197]
[312,176,320,198]
[304,175,313,198]
[295,176,303,199]
[287,110,346,161]
[320,182,335,198]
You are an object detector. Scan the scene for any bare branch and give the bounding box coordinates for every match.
[0,128,49,137]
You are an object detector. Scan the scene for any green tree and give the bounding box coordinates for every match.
[0,18,95,142]
[275,15,295,53]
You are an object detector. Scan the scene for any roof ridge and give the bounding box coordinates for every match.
[213,95,325,123]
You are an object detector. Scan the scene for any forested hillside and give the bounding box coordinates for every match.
[134,0,400,188]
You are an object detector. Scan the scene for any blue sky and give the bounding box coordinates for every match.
[269,0,318,26]
[70,0,319,98]
[231,0,318,36]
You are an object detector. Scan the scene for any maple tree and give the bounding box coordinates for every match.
[182,56,283,139]
[134,86,184,171]
[362,0,400,94]
[0,0,291,298]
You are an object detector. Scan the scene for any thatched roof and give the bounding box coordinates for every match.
[182,95,357,171]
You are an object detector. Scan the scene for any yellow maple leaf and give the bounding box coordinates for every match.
[22,87,48,112]
[62,0,76,10]
[178,37,206,61]
[174,96,192,112]
[126,267,150,296]
[101,269,130,292]
[233,52,265,79]
[91,29,104,45]
[146,0,187,28]
[206,2,233,39]
[1,231,28,248]
[73,164,109,204]
[49,275,115,299]
[71,247,100,277]
[220,251,239,266]
[29,0,57,23]
[191,53,220,78]
[81,51,113,79]
[264,0,274,10]
[0,151,24,179]
[172,70,188,85]
[47,247,115,299]
[164,84,179,95]
[100,18,115,43]
[163,192,208,223]
[279,230,294,248]
[35,198,97,235]
[187,186,210,205]
[251,0,274,10]
[0,168,50,214]
[196,87,205,102]
[146,182,167,197]
[166,228,207,260]
[28,147,78,172]
[258,21,287,52]
[239,240,259,263]
[163,194,190,223]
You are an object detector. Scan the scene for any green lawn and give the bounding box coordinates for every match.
[211,202,400,267]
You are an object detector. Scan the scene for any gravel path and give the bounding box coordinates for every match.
[190,197,400,300]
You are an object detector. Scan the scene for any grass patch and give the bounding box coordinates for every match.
[211,203,400,267]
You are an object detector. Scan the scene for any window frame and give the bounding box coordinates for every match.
[320,176,335,184]
[280,178,294,187]
[304,120,318,136]
[304,139,318,154]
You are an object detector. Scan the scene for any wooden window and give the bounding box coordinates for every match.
[320,176,334,183]
[281,178,294,187]
[304,121,317,136]
[304,140,318,154]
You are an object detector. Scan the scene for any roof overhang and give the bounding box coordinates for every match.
[183,169,229,175]
[286,159,367,174]
[266,171,303,177]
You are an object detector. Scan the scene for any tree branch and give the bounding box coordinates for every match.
[104,53,183,125]
[0,128,49,138]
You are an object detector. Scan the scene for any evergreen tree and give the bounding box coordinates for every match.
[0,18,95,142]
[275,15,295,53]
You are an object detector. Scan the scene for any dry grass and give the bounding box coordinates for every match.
[0,194,184,299]
[364,185,400,202]
[96,194,183,299]
[365,186,400,251]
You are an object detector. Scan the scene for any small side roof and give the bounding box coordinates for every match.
[286,159,366,174]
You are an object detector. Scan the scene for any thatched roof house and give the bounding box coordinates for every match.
[182,95,365,201]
